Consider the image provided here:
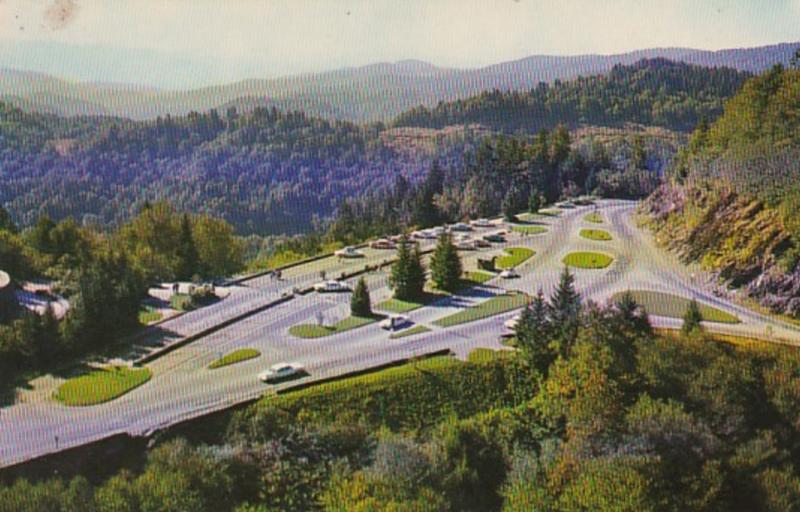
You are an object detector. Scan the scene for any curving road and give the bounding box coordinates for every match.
[2,199,799,468]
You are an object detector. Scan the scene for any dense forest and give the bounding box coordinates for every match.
[644,63,800,316]
[393,59,749,133]
[4,283,800,511]
[0,59,736,236]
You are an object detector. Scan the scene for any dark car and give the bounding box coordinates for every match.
[483,234,506,243]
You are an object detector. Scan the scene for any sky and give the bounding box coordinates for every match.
[0,0,798,88]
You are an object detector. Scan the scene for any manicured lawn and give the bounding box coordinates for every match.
[463,271,494,284]
[138,306,162,325]
[389,325,432,339]
[289,315,381,338]
[434,293,529,327]
[584,212,604,223]
[511,225,547,235]
[54,366,152,406]
[580,229,612,241]
[612,290,740,324]
[209,348,261,369]
[562,251,614,269]
[496,247,536,269]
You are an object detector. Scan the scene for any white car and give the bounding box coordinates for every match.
[259,362,304,383]
[499,268,520,279]
[504,314,521,330]
[335,246,365,258]
[313,280,350,292]
[380,314,411,330]
[455,240,477,250]
[470,218,494,228]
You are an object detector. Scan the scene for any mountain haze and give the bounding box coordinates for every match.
[0,41,796,122]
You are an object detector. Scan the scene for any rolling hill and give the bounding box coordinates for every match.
[0,41,797,122]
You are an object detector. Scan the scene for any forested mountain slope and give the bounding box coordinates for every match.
[0,59,731,235]
[393,59,749,133]
[643,64,800,316]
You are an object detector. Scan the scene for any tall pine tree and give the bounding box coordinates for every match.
[389,236,426,301]
[175,214,199,281]
[351,276,372,317]
[430,233,462,292]
[516,288,556,374]
[682,298,703,335]
[549,267,582,358]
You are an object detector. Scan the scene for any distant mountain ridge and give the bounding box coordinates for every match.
[0,41,796,122]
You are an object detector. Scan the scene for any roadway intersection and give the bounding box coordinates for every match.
[3,199,800,468]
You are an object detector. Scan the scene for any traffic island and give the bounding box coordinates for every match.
[289,314,384,339]
[562,251,614,269]
[433,292,529,327]
[584,212,604,223]
[611,290,740,324]
[579,229,612,241]
[496,248,536,269]
[209,348,261,369]
[54,366,152,406]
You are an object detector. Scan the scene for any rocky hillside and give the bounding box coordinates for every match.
[643,64,800,316]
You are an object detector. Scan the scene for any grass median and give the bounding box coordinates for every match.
[580,229,612,241]
[54,366,152,406]
[290,314,382,338]
[138,306,162,325]
[209,348,261,369]
[496,247,535,269]
[612,290,740,324]
[389,325,432,339]
[434,292,529,327]
[511,225,547,235]
[584,212,604,223]
[562,251,614,269]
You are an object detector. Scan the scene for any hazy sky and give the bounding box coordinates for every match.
[0,0,799,87]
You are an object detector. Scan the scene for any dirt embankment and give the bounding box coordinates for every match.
[642,183,800,316]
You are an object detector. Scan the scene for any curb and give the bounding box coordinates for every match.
[133,294,294,366]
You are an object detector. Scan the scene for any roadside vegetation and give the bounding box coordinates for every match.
[562,251,614,269]
[208,348,261,370]
[389,325,431,339]
[289,315,380,339]
[137,306,162,325]
[510,225,547,235]
[53,366,152,406]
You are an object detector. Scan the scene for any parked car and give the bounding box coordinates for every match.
[313,280,350,292]
[455,240,477,250]
[380,314,412,330]
[370,239,396,250]
[449,222,472,232]
[504,314,521,330]
[335,246,365,258]
[499,268,520,279]
[470,218,494,228]
[259,362,304,383]
[483,234,506,243]
[474,238,492,248]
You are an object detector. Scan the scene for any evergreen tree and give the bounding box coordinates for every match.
[516,289,556,374]
[389,237,426,301]
[527,189,543,214]
[430,233,462,292]
[682,299,704,335]
[411,163,444,228]
[615,291,652,336]
[549,267,582,357]
[175,214,199,281]
[351,276,372,317]
[0,205,17,234]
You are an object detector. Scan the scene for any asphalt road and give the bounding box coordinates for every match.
[3,199,800,468]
